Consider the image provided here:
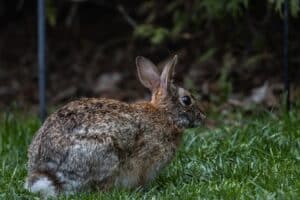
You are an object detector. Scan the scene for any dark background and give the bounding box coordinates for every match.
[0,0,299,113]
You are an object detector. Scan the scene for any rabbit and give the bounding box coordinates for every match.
[24,55,205,198]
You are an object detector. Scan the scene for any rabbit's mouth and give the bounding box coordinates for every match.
[176,112,205,129]
[177,113,194,128]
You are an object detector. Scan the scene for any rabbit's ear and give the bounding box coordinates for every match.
[160,55,178,92]
[136,56,160,91]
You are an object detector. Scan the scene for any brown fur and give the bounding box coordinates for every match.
[25,55,205,197]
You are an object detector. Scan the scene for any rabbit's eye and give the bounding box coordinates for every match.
[180,95,192,106]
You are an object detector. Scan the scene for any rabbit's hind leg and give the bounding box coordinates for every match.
[58,139,120,191]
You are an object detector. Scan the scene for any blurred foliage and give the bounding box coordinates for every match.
[217,53,235,102]
[38,0,298,45]
[134,24,169,45]
[273,0,300,16]
[46,0,57,26]
[133,0,299,44]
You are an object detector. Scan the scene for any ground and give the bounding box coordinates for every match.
[0,107,300,199]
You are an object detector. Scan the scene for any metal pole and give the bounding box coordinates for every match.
[38,0,47,121]
[283,0,290,111]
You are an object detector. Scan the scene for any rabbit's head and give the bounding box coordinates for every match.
[136,55,205,129]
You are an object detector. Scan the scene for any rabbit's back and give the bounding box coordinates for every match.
[28,98,142,161]
[60,98,140,145]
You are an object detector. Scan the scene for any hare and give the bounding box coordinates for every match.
[25,55,205,198]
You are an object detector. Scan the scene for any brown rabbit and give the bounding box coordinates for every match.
[25,55,205,198]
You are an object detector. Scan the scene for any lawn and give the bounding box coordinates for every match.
[0,109,299,199]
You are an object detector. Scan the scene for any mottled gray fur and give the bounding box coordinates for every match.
[25,55,205,198]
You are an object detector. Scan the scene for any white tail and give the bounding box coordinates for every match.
[25,175,57,198]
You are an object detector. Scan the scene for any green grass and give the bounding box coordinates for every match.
[0,110,299,199]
